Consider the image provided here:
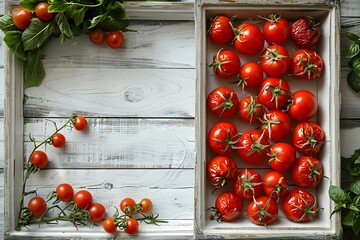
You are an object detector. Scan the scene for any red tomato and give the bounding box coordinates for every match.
[258,77,291,110]
[291,16,320,49]
[214,192,243,222]
[291,156,324,188]
[140,198,152,213]
[52,132,66,148]
[73,115,88,131]
[263,171,288,201]
[106,31,125,49]
[55,183,74,202]
[120,197,136,215]
[262,13,290,45]
[13,7,33,30]
[74,190,93,209]
[268,142,296,172]
[260,44,290,77]
[260,110,292,141]
[247,196,278,225]
[211,49,240,79]
[291,122,325,155]
[236,62,263,89]
[125,218,139,234]
[291,49,324,80]
[208,122,239,155]
[237,129,270,164]
[207,155,238,190]
[29,150,48,169]
[233,23,264,56]
[35,2,54,22]
[233,168,263,199]
[288,90,318,122]
[102,217,117,233]
[28,196,47,218]
[208,16,235,45]
[88,203,106,222]
[238,96,264,124]
[89,28,107,45]
[282,189,319,222]
[207,86,239,118]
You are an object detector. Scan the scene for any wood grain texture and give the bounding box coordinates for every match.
[340,68,360,119]
[340,0,360,17]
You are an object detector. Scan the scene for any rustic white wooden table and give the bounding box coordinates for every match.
[0,0,360,239]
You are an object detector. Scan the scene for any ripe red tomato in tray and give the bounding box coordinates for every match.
[208,15,235,45]
[263,170,288,201]
[237,62,263,89]
[211,49,241,79]
[260,109,292,141]
[207,86,239,118]
[268,142,297,172]
[291,16,321,49]
[233,168,263,200]
[238,96,264,124]
[288,90,318,122]
[247,196,278,226]
[207,155,238,190]
[260,44,290,77]
[291,49,324,80]
[233,22,264,56]
[291,156,324,188]
[262,13,291,45]
[258,77,291,110]
[208,121,239,155]
[214,192,243,222]
[291,122,325,155]
[236,129,270,164]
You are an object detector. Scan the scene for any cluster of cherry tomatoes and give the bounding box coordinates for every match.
[206,14,325,225]
[88,28,125,49]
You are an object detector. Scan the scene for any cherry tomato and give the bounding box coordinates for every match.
[140,198,152,213]
[208,122,239,155]
[55,183,74,202]
[214,192,243,222]
[73,115,88,131]
[262,171,288,201]
[288,90,318,122]
[258,77,291,110]
[89,28,107,45]
[262,13,290,45]
[13,7,33,30]
[29,150,48,169]
[282,189,319,222]
[211,49,240,79]
[106,31,124,49]
[291,122,325,155]
[291,16,320,49]
[236,62,263,89]
[35,2,54,22]
[260,110,292,141]
[208,15,235,45]
[52,132,66,148]
[88,203,106,222]
[247,196,278,226]
[120,197,136,215]
[207,86,239,118]
[238,96,264,124]
[103,217,117,233]
[268,142,296,172]
[291,49,324,80]
[260,44,290,77]
[233,168,263,199]
[233,23,264,56]
[291,156,324,188]
[28,196,47,218]
[237,129,270,164]
[125,218,139,234]
[74,190,93,209]
[207,155,238,190]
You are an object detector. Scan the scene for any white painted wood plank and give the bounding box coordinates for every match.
[340,68,360,119]
[340,0,360,17]
[24,118,195,169]
[0,170,3,237]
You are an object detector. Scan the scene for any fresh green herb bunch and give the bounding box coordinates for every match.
[0,0,129,88]
[345,32,360,92]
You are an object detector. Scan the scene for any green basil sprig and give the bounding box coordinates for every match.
[345,32,360,92]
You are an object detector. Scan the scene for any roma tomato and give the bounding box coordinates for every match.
[291,49,324,80]
[207,86,239,118]
[258,77,291,110]
[89,28,107,45]
[262,13,290,45]
[263,171,288,201]
[236,62,263,89]
[28,196,47,218]
[237,129,270,164]
[13,7,33,30]
[73,115,88,131]
[103,217,117,233]
[29,150,48,169]
[268,142,296,172]
[120,197,136,215]
[291,156,324,188]
[292,122,325,155]
[238,96,263,124]
[35,2,54,22]
[260,44,290,77]
[247,196,278,226]
[88,203,106,222]
[208,122,239,155]
[233,23,264,56]
[282,189,319,222]
[291,16,320,49]
[211,49,240,79]
[214,192,243,222]
[125,218,139,234]
[140,198,152,213]
[56,183,74,202]
[233,168,263,200]
[260,110,292,141]
[288,90,318,122]
[106,31,124,49]
[52,132,66,148]
[74,190,93,209]
[207,155,238,190]
[208,16,235,45]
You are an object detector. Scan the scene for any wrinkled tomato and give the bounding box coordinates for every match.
[291,122,325,155]
[291,156,324,188]
[291,16,320,48]
[207,155,238,190]
[237,129,270,164]
[291,49,324,80]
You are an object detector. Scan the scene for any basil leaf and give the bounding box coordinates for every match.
[96,17,129,32]
[330,204,343,218]
[24,48,45,88]
[0,14,17,33]
[354,194,360,206]
[22,18,55,51]
[347,203,360,212]
[48,0,68,13]
[88,13,108,29]
[55,13,73,40]
[20,0,42,11]
[347,70,360,93]
[351,166,360,177]
[351,180,360,195]
[354,215,360,235]
[343,212,354,227]
[346,31,360,42]
[4,31,27,60]
[329,185,349,203]
[67,6,88,26]
[356,157,360,164]
[353,57,360,79]
[346,42,360,59]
